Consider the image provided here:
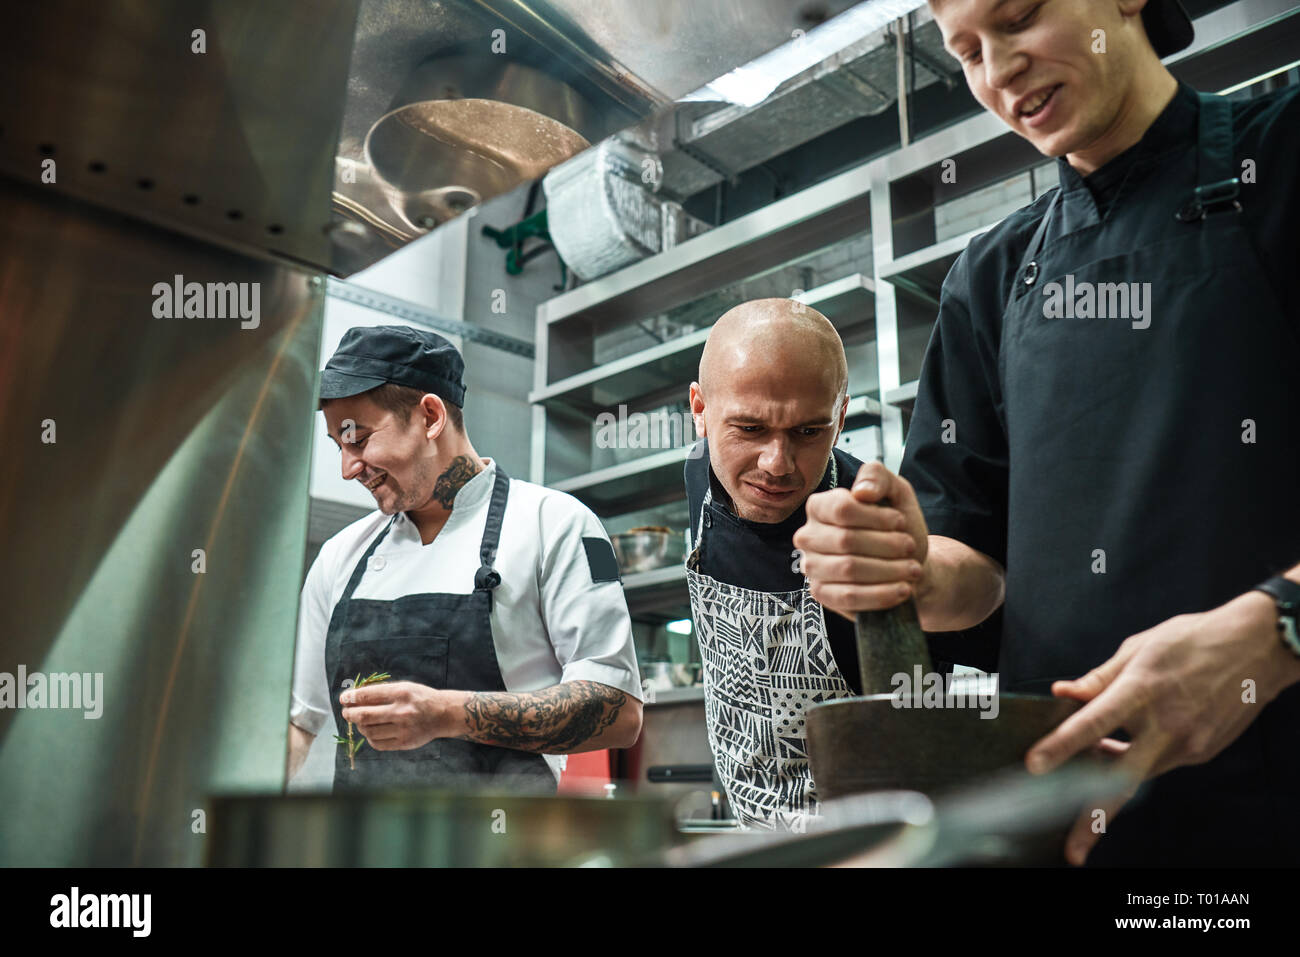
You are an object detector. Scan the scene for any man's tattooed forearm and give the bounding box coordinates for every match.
[432,455,481,509]
[460,681,628,753]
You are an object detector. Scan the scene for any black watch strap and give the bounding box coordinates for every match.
[1253,576,1300,658]
[1254,576,1300,609]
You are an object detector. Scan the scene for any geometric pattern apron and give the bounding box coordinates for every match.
[684,457,855,828]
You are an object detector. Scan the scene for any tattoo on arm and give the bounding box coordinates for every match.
[432,455,481,509]
[460,680,628,753]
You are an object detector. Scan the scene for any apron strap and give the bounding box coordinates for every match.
[1014,92,1238,286]
[1014,188,1060,295]
[1176,93,1241,221]
[473,464,511,598]
[694,486,713,548]
[339,462,510,605]
[339,515,399,604]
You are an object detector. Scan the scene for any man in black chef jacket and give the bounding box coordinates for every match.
[682,298,875,828]
[795,0,1300,865]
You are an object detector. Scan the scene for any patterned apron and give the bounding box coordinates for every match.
[684,457,855,828]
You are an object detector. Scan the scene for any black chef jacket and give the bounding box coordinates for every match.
[686,442,867,694]
[900,81,1300,865]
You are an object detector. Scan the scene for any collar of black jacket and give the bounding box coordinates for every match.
[1055,80,1200,207]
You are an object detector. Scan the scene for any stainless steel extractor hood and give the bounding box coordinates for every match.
[0,0,864,280]
[327,0,867,273]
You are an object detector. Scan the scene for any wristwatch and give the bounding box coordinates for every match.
[1252,576,1300,658]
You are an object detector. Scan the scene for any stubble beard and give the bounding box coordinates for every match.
[386,455,440,514]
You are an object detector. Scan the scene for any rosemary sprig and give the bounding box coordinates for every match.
[335,671,391,770]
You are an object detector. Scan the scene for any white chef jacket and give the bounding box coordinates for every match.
[290,458,643,781]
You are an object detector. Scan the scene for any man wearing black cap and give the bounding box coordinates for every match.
[795,0,1300,865]
[287,325,643,792]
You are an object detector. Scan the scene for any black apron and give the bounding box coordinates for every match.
[1000,93,1300,863]
[323,465,556,793]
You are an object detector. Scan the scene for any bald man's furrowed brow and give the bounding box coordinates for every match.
[725,413,838,425]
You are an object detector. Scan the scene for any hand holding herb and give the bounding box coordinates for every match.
[335,671,391,770]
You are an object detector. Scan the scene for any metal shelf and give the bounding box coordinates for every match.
[552,445,692,516]
[622,563,690,621]
[623,563,687,590]
[644,685,705,706]
[795,273,877,343]
[532,326,710,413]
[875,226,989,308]
[531,273,876,413]
[844,393,884,423]
[537,160,873,333]
[883,380,918,411]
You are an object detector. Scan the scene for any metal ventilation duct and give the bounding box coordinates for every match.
[543,140,712,279]
[545,0,947,280]
[639,0,947,202]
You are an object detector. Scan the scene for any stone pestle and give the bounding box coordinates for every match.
[854,496,932,696]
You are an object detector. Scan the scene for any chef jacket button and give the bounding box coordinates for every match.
[369,555,386,571]
[1023,261,1039,286]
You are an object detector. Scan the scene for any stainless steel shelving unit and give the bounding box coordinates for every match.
[552,445,692,515]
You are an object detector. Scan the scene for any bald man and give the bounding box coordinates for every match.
[684,298,888,828]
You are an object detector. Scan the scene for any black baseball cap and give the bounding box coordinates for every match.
[318,325,466,409]
[1143,0,1194,58]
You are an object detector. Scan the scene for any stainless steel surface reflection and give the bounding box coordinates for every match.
[0,177,325,867]
[208,792,677,867]
[364,84,591,232]
[0,0,358,272]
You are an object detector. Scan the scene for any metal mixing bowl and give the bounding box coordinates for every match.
[611,527,683,574]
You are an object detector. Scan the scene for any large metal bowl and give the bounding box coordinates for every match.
[806,693,1089,864]
[806,693,1082,801]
